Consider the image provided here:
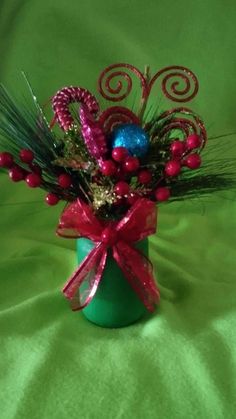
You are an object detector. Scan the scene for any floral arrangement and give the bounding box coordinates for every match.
[0,64,235,315]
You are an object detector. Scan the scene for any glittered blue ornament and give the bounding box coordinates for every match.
[111,124,149,157]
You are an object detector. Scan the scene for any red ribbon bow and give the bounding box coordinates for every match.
[57,198,160,312]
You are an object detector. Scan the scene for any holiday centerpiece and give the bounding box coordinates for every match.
[0,63,235,327]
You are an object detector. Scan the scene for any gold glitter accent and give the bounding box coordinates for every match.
[90,183,116,210]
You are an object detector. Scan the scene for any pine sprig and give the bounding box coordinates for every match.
[169,173,236,201]
[169,150,236,202]
[0,84,96,202]
[0,85,58,166]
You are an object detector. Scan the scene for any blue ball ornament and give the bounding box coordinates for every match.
[111,124,149,157]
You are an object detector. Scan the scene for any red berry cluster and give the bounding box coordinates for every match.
[0,133,203,209]
[0,149,74,207]
[99,135,202,205]
[168,134,202,175]
[154,134,202,203]
[45,173,73,206]
[100,146,153,199]
[0,149,42,186]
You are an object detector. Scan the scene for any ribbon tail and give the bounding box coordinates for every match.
[62,243,107,311]
[113,241,160,312]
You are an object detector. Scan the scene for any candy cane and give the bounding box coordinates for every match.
[79,105,107,161]
[52,87,99,131]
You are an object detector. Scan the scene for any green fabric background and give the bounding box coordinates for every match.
[0,1,236,418]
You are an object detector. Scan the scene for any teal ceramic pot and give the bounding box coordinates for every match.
[76,238,149,328]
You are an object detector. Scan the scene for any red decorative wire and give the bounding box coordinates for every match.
[98,63,148,102]
[148,66,199,103]
[51,65,205,156]
[98,63,199,106]
[156,107,207,149]
[98,106,140,134]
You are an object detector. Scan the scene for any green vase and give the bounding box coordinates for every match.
[76,238,148,328]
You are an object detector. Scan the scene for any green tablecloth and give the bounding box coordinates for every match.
[1,1,236,418]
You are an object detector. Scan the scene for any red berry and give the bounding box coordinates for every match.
[29,163,42,175]
[123,156,140,172]
[45,193,60,206]
[185,153,201,169]
[114,181,130,196]
[186,134,201,150]
[155,187,170,202]
[25,173,42,188]
[8,165,25,182]
[101,160,117,176]
[0,152,14,168]
[165,160,181,177]
[170,140,185,157]
[20,149,34,164]
[112,147,128,162]
[138,170,152,184]
[58,173,72,188]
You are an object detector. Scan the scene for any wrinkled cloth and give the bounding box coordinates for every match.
[0,1,236,418]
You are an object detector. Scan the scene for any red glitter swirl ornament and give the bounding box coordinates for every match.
[98,63,148,102]
[51,64,205,165]
[156,107,207,149]
[148,66,199,103]
[98,63,199,107]
[98,106,140,135]
[52,87,99,131]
